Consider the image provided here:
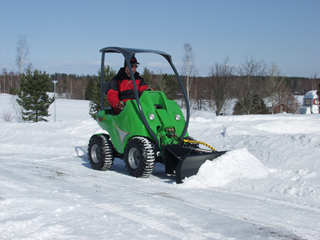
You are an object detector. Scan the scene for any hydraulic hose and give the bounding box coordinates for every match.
[183,139,217,152]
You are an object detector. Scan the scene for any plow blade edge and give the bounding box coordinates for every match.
[163,145,227,183]
[175,151,227,183]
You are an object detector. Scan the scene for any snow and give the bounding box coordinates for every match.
[182,149,270,188]
[1,93,320,239]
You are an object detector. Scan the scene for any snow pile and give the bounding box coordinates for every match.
[182,148,269,188]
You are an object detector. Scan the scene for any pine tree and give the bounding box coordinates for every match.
[89,65,116,119]
[142,67,153,85]
[85,76,95,100]
[233,94,268,115]
[233,100,245,115]
[251,94,269,114]
[16,69,54,122]
[163,74,178,100]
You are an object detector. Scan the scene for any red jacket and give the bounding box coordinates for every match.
[107,68,148,114]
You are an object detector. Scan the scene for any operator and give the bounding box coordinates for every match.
[106,56,151,114]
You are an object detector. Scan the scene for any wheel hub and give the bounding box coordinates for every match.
[91,144,101,164]
[128,147,140,169]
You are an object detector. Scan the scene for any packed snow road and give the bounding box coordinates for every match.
[1,95,320,239]
[1,153,316,239]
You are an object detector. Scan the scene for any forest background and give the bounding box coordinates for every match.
[1,38,319,117]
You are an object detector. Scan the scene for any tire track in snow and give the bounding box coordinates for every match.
[170,188,320,240]
[91,174,318,239]
[1,157,230,239]
[0,200,68,240]
[97,203,230,240]
[45,158,320,239]
[73,172,307,239]
[209,188,320,213]
[0,216,42,239]
[1,153,317,239]
[60,171,232,239]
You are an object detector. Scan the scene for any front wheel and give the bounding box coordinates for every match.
[124,137,155,178]
[88,135,114,171]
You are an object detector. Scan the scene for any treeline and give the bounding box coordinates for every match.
[182,75,311,114]
[179,57,320,115]
[1,67,319,115]
[4,35,319,116]
[1,69,318,98]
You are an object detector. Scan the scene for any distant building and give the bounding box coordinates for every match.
[272,102,289,114]
[298,90,319,114]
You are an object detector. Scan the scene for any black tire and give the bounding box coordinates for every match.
[88,135,114,171]
[124,137,155,178]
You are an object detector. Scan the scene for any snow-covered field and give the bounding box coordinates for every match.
[1,93,320,240]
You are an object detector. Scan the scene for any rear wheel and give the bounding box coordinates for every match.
[88,135,114,171]
[124,137,155,178]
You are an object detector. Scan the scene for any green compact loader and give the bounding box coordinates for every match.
[88,47,226,183]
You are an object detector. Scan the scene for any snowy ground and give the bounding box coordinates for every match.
[1,93,320,240]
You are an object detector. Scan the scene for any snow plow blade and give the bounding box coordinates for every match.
[163,145,227,183]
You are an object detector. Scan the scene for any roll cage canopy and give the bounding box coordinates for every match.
[100,47,173,63]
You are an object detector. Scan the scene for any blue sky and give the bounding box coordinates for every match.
[0,0,319,77]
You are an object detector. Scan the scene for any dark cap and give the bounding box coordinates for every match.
[124,56,140,67]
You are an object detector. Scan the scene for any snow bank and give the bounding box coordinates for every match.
[181,148,269,188]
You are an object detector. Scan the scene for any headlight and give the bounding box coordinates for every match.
[175,114,180,121]
[149,114,155,120]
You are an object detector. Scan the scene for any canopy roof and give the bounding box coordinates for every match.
[99,47,172,62]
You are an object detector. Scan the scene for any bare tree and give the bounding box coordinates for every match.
[181,43,196,101]
[208,57,233,115]
[266,63,285,113]
[193,76,206,110]
[236,56,267,114]
[310,73,318,90]
[275,83,299,113]
[153,70,167,92]
[9,71,18,94]
[16,34,30,74]
[11,95,23,122]
[152,70,178,100]
[1,68,7,93]
[1,109,14,122]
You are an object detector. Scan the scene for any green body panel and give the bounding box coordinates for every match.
[96,91,188,154]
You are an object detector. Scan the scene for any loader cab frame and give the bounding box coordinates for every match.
[99,47,191,149]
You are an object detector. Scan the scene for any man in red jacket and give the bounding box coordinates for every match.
[107,56,149,114]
